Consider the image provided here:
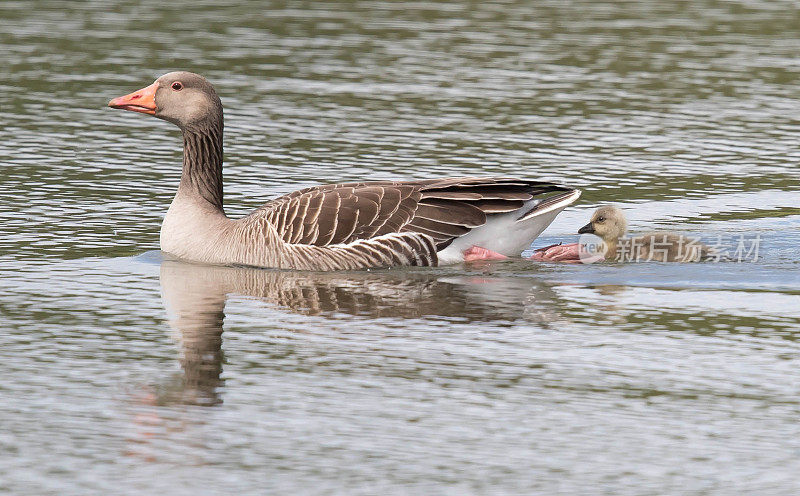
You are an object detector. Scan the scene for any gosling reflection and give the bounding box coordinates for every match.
[159,259,565,405]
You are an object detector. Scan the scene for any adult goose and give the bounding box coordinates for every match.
[109,71,581,270]
[531,205,715,263]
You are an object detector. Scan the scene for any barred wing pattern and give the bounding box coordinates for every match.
[279,231,438,270]
[249,177,571,269]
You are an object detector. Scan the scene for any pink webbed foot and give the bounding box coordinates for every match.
[463,245,509,262]
[530,242,599,263]
[529,242,563,259]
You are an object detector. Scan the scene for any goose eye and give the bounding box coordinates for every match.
[171,82,183,91]
[597,217,605,222]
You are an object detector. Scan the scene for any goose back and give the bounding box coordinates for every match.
[254,177,573,251]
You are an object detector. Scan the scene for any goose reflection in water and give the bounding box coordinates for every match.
[154,258,567,406]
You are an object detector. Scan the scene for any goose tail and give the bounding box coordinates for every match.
[517,189,582,222]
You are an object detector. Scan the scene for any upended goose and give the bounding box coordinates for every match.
[531,205,715,263]
[108,71,580,270]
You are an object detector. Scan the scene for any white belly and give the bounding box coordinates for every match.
[436,194,578,265]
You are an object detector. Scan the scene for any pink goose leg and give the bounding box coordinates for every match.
[530,243,591,263]
[463,246,509,262]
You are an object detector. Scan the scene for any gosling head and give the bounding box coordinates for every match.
[578,205,627,242]
[108,71,222,130]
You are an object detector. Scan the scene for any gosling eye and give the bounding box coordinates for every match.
[596,216,605,222]
[171,81,183,91]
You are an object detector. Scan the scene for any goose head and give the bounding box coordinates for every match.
[108,71,222,130]
[578,205,627,242]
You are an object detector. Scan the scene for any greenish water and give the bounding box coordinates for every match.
[1,1,799,494]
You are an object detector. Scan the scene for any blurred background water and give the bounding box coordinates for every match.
[1,0,799,494]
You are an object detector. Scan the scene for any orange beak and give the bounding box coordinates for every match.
[108,81,158,115]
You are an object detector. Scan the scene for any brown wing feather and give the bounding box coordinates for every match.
[256,177,573,251]
[411,202,485,227]
[465,199,526,213]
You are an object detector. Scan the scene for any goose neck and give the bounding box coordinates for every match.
[179,122,225,212]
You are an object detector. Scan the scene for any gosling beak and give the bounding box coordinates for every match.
[578,222,595,234]
[108,81,158,115]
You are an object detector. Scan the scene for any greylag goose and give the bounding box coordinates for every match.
[109,71,581,270]
[531,205,715,263]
